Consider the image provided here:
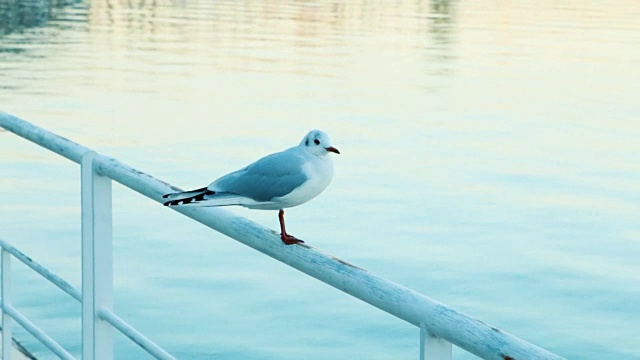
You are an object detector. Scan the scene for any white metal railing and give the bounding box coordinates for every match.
[0,238,176,360]
[0,111,566,360]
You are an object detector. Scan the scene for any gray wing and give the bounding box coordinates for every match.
[209,149,308,202]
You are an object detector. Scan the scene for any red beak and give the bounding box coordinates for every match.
[325,146,340,154]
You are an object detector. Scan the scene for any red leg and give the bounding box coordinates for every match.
[278,209,304,245]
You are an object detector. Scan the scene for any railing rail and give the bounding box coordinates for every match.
[0,239,82,302]
[96,309,176,360]
[0,110,565,360]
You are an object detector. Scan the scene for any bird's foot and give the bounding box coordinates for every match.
[281,233,304,245]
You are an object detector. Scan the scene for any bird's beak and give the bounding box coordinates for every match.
[325,146,340,154]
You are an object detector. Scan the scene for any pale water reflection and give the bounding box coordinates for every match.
[1,1,639,359]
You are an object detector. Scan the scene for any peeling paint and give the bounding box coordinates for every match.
[330,256,365,271]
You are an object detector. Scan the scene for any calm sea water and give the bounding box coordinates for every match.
[1,1,639,359]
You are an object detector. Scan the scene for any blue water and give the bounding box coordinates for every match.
[1,1,639,359]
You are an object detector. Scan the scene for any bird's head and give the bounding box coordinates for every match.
[300,130,340,156]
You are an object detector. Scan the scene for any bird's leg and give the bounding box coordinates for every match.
[278,209,304,245]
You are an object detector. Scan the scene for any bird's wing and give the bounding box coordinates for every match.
[210,149,309,202]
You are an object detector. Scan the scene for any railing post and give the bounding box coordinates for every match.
[82,151,114,360]
[1,248,12,360]
[420,322,452,360]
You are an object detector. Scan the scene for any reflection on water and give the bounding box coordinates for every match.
[427,0,457,72]
[1,0,460,83]
[0,0,77,35]
[1,1,640,360]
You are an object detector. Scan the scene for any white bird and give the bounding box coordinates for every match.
[163,130,340,245]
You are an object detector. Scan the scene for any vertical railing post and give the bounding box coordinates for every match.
[82,151,114,360]
[1,248,12,360]
[420,322,452,360]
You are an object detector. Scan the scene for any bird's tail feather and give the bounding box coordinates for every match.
[163,188,246,207]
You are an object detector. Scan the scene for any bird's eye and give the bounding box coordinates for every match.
[314,139,320,145]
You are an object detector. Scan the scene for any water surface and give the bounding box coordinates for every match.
[1,1,639,359]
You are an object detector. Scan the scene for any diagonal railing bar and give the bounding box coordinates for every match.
[0,112,90,163]
[0,110,565,360]
[0,239,82,302]
[97,308,177,360]
[1,303,75,360]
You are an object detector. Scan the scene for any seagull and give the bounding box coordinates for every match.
[163,130,340,245]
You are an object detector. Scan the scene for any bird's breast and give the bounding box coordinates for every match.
[272,156,334,208]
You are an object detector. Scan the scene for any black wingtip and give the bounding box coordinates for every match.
[164,198,196,206]
[162,193,171,198]
[163,199,185,206]
[163,189,215,207]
